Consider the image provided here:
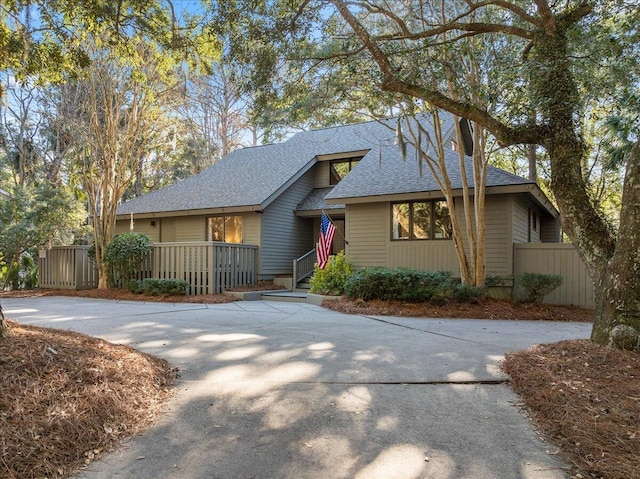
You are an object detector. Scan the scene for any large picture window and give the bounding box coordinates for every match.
[208,216,243,243]
[392,200,452,240]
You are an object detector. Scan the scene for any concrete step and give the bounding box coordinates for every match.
[260,291,308,303]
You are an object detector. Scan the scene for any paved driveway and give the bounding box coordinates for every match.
[3,297,591,479]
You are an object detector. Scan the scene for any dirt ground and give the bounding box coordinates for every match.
[1,289,637,479]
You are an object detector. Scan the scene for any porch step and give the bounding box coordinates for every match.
[295,281,312,293]
[260,291,308,303]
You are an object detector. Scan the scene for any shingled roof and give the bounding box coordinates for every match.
[116,113,549,218]
[326,144,535,202]
[117,116,418,217]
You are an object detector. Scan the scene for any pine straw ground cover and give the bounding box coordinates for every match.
[503,340,640,479]
[325,297,594,322]
[0,320,177,479]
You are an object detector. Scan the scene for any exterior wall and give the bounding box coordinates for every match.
[454,195,511,277]
[345,202,390,268]
[160,217,175,242]
[114,219,160,242]
[540,216,561,242]
[345,201,461,274]
[514,243,594,308]
[313,161,331,188]
[174,215,207,242]
[260,169,314,277]
[346,196,517,277]
[512,195,541,243]
[116,212,261,245]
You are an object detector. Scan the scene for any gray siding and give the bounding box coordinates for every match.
[512,195,541,243]
[540,216,560,242]
[314,161,331,188]
[260,169,315,277]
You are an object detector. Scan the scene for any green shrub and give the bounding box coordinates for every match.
[103,232,151,288]
[142,278,188,296]
[344,268,451,301]
[310,251,354,295]
[1,252,38,290]
[126,279,143,294]
[519,273,563,303]
[451,283,488,303]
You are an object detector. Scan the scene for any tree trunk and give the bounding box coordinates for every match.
[590,140,640,350]
[536,30,639,350]
[0,304,10,338]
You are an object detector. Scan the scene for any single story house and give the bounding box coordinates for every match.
[115,114,560,284]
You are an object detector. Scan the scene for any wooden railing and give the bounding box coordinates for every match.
[39,242,258,295]
[293,248,316,287]
[152,242,257,294]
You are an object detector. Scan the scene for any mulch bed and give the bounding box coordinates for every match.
[0,320,178,479]
[0,288,235,304]
[325,298,594,322]
[503,340,640,479]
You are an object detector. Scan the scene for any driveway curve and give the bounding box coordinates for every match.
[3,297,591,479]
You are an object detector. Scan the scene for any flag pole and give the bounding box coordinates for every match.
[321,209,347,244]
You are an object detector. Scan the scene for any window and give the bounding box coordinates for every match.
[392,200,452,240]
[329,157,361,185]
[208,216,243,243]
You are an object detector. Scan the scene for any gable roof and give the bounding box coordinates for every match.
[117,115,435,218]
[326,144,536,202]
[116,113,557,218]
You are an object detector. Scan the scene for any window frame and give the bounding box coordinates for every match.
[390,200,452,241]
[329,157,362,185]
[207,215,243,243]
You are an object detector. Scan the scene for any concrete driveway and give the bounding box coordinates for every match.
[3,296,592,479]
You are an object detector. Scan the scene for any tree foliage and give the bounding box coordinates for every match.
[210,0,640,349]
[0,184,84,288]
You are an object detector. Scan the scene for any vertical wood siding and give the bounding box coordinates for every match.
[512,196,541,243]
[513,243,594,308]
[38,246,98,289]
[261,170,314,277]
[346,202,389,267]
[454,195,510,277]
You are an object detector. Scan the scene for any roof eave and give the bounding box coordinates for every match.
[259,157,317,210]
[115,204,263,220]
[326,183,558,216]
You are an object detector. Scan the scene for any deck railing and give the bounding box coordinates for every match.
[39,242,258,294]
[293,248,316,288]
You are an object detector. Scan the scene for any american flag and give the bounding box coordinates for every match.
[317,212,336,269]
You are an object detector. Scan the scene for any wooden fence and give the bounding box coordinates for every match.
[39,241,595,307]
[38,245,98,290]
[39,242,258,295]
[513,243,594,309]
